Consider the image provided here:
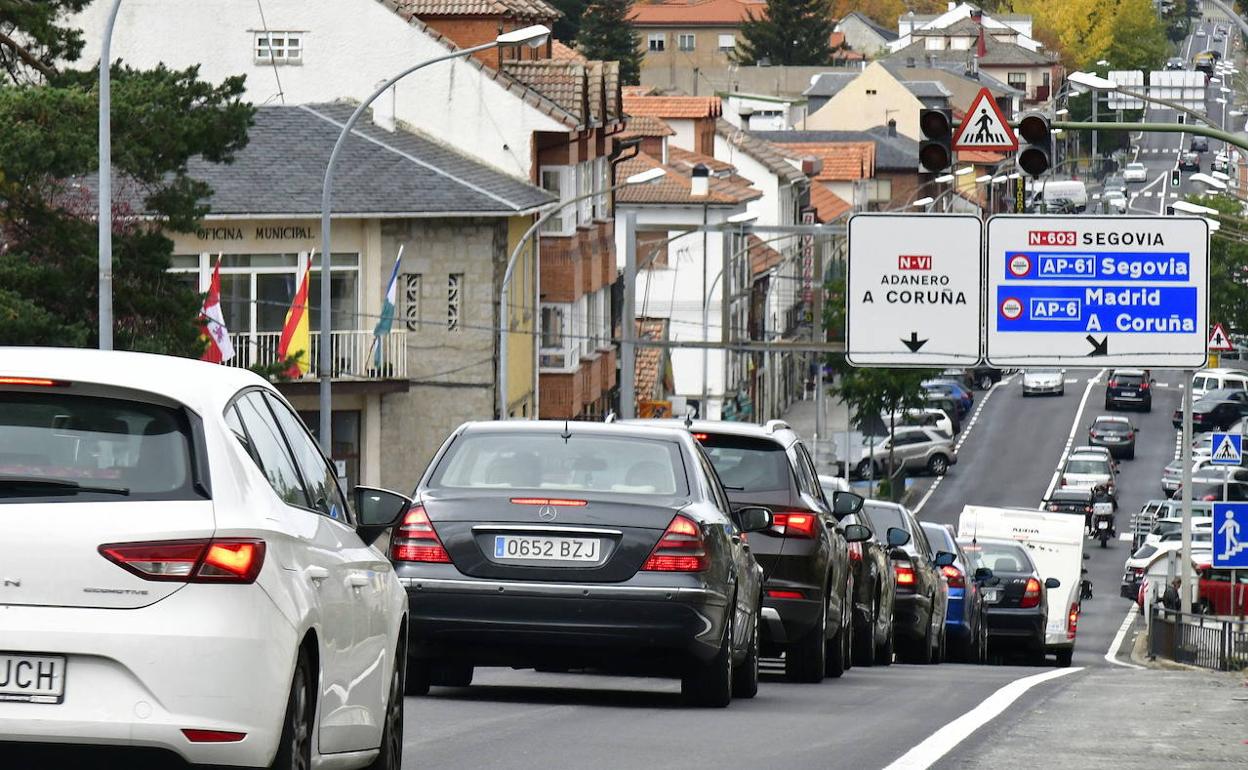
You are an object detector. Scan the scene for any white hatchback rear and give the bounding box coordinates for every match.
[0,349,408,768]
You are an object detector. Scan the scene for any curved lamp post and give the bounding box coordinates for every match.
[317,24,549,451]
[497,166,666,418]
[98,0,125,349]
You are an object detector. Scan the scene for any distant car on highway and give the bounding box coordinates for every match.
[1061,452,1117,507]
[1123,162,1148,182]
[1172,389,1248,431]
[1180,151,1201,171]
[1103,175,1127,193]
[1196,27,1207,37]
[921,522,988,664]
[1105,368,1152,411]
[1165,57,1187,70]
[1022,368,1065,397]
[1191,136,1210,153]
[1087,415,1137,459]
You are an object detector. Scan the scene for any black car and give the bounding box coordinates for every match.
[1191,136,1210,153]
[1190,479,1248,502]
[1172,390,1248,432]
[1088,415,1137,459]
[1105,368,1152,411]
[671,420,867,683]
[1179,151,1201,171]
[861,500,954,664]
[969,366,1004,390]
[960,537,1061,665]
[393,421,774,707]
[1045,487,1097,519]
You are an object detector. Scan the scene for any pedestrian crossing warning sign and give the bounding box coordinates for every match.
[1211,432,1242,466]
[952,88,1019,152]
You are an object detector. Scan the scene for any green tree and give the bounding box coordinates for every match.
[551,0,590,43]
[576,0,643,85]
[1189,194,1248,334]
[830,367,935,501]
[1104,0,1168,71]
[735,0,837,66]
[0,1,253,354]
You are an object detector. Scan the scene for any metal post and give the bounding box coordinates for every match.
[620,211,637,419]
[1091,92,1099,173]
[98,0,124,350]
[813,234,825,466]
[701,206,710,412]
[1182,368,1194,614]
[720,226,732,416]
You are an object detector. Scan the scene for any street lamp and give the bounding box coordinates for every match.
[497,166,665,418]
[319,24,550,450]
[933,174,955,184]
[98,0,126,349]
[955,166,974,176]
[1192,173,1228,190]
[911,196,935,207]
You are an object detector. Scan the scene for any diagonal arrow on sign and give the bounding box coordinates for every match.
[1085,335,1108,357]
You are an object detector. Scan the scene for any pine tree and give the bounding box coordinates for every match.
[551,0,590,42]
[735,0,838,66]
[576,0,643,84]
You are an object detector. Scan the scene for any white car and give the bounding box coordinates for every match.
[1022,368,1065,396]
[1123,162,1148,182]
[881,407,954,438]
[1142,516,1214,549]
[1060,452,1117,504]
[1102,188,1128,211]
[0,349,409,769]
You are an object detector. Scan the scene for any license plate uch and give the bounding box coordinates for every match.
[0,653,66,704]
[983,588,1002,603]
[494,535,601,562]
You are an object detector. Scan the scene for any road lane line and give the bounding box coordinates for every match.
[913,375,1013,516]
[1041,369,1107,504]
[1105,608,1145,669]
[881,667,1084,770]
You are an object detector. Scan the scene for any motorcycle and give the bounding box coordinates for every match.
[1092,507,1115,548]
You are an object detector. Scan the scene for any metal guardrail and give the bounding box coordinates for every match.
[1149,606,1248,671]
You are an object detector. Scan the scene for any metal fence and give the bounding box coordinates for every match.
[1149,607,1248,671]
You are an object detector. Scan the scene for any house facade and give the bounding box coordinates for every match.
[802,62,928,139]
[629,0,765,92]
[835,12,899,58]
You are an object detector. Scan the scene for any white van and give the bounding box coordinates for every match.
[1035,179,1088,212]
[958,506,1084,665]
[1191,368,1248,399]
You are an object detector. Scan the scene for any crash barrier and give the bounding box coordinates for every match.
[1149,607,1248,671]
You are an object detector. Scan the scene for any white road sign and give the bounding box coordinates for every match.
[985,215,1209,367]
[846,214,983,367]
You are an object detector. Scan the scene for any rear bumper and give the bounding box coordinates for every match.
[893,593,932,641]
[759,591,824,653]
[984,607,1046,649]
[400,575,731,669]
[945,593,971,635]
[0,586,296,767]
[1108,393,1149,408]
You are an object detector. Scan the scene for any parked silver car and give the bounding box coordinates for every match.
[857,426,958,478]
[1022,368,1065,396]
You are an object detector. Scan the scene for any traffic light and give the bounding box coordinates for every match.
[1171,168,1181,188]
[918,109,952,173]
[1016,113,1052,178]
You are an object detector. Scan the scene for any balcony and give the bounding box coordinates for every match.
[224,330,408,381]
[1029,85,1050,102]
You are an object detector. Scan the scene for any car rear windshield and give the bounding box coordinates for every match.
[962,542,1033,574]
[1094,420,1129,433]
[697,434,792,493]
[862,502,908,541]
[0,391,201,503]
[1066,459,1109,475]
[1113,374,1143,386]
[431,433,688,496]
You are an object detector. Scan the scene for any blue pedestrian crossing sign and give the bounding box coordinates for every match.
[1211,432,1243,466]
[1213,503,1248,568]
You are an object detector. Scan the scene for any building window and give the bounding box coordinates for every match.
[401,273,421,331]
[718,34,735,51]
[648,33,665,52]
[593,156,610,220]
[678,34,695,51]
[539,166,574,236]
[865,89,877,96]
[575,162,592,226]
[1008,72,1028,91]
[540,303,576,370]
[255,32,302,64]
[447,273,463,332]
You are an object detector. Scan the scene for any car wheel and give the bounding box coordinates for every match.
[977,613,989,665]
[683,603,734,707]
[270,649,314,770]
[1059,387,1065,396]
[977,373,993,390]
[826,579,851,678]
[731,606,760,699]
[364,641,405,770]
[785,591,828,683]
[853,594,878,667]
[1030,644,1047,667]
[404,658,431,697]
[927,454,949,476]
[932,622,946,665]
[876,619,894,666]
[1055,647,1074,668]
[857,459,875,480]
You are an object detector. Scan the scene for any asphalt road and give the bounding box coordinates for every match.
[398,371,1190,769]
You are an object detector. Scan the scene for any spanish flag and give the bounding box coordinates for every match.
[277,254,311,378]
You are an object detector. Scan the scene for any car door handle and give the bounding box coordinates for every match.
[348,573,371,588]
[306,566,330,582]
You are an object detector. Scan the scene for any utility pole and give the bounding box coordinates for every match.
[620,212,637,419]
[1181,368,1194,614]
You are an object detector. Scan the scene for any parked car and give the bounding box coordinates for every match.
[921,522,988,664]
[881,407,954,439]
[857,426,958,479]
[822,476,897,668]
[1123,162,1149,182]
[397,420,773,706]
[1123,537,1215,600]
[1088,415,1138,459]
[968,366,1005,390]
[939,367,975,390]
[924,394,963,433]
[1180,151,1201,171]
[0,349,410,769]
[1060,452,1117,507]
[1191,368,1248,400]
[1172,389,1248,431]
[1189,479,1248,501]
[1022,368,1065,397]
[959,537,1055,664]
[1143,516,1214,549]
[1191,136,1210,153]
[683,420,865,682]
[1105,368,1152,411]
[922,380,973,418]
[861,501,953,664]
[1195,563,1248,614]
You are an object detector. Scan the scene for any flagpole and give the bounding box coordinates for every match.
[369,245,404,373]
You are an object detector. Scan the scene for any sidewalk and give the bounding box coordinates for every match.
[780,386,851,476]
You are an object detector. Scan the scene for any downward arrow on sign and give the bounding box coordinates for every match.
[902,332,928,353]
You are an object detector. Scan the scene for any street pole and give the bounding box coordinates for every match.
[1091,91,1098,175]
[98,0,124,350]
[620,211,638,419]
[813,233,825,468]
[1181,368,1194,614]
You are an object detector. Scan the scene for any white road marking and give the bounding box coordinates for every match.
[881,667,1084,770]
[913,375,1012,515]
[1042,370,1107,503]
[1105,608,1145,669]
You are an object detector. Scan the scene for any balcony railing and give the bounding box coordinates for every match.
[224,330,408,380]
[1029,85,1051,101]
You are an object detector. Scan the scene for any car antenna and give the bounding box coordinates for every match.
[604,410,616,424]
[683,405,695,429]
[561,419,572,442]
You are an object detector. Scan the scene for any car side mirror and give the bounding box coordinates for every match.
[843,523,872,543]
[831,490,864,518]
[886,526,911,547]
[354,486,412,545]
[934,550,956,568]
[973,566,993,582]
[1044,577,1061,589]
[737,506,772,533]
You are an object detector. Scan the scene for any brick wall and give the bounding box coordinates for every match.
[419,16,552,68]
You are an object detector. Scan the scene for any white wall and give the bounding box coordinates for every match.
[665,118,696,152]
[71,0,567,178]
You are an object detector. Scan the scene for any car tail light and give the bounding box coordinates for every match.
[391,506,451,563]
[941,564,965,588]
[1083,506,1092,514]
[642,514,708,572]
[848,541,863,562]
[509,498,588,507]
[1047,503,1060,512]
[1107,379,1117,389]
[1020,577,1043,608]
[0,376,68,387]
[771,511,818,538]
[1067,604,1079,640]
[99,539,265,583]
[895,562,916,587]
[766,589,805,599]
[1202,493,1218,501]
[1140,381,1150,390]
[182,729,246,743]
[691,433,709,441]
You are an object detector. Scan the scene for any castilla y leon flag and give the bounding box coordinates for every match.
[199,257,235,364]
[278,254,312,378]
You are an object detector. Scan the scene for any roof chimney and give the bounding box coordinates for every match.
[691,164,709,197]
[888,119,897,136]
[373,82,397,133]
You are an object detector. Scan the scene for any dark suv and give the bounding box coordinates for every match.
[635,419,863,682]
[1105,368,1152,412]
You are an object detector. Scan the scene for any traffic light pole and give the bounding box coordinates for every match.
[1046,121,1248,154]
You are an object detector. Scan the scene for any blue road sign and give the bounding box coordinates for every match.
[1211,432,1243,466]
[1213,503,1248,568]
[994,285,1199,333]
[1003,251,1192,282]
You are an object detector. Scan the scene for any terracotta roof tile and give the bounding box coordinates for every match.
[551,40,587,62]
[620,115,676,139]
[773,141,875,181]
[748,234,783,275]
[623,85,658,97]
[809,183,851,222]
[624,94,722,119]
[715,120,807,185]
[635,318,669,403]
[957,150,1007,164]
[505,61,588,123]
[631,0,766,26]
[616,152,761,206]
[390,0,560,20]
